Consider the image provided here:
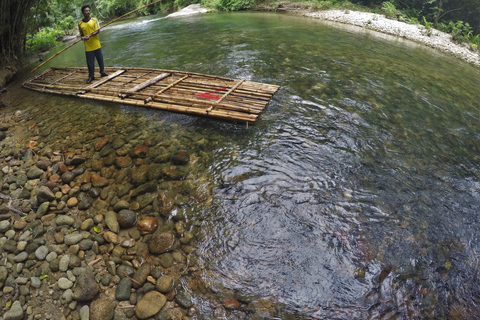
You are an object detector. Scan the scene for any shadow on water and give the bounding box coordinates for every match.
[14,11,480,319]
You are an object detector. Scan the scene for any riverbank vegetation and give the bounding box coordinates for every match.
[0,0,479,69]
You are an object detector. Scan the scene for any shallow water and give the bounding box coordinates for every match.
[15,11,480,319]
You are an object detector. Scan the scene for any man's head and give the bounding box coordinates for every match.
[81,5,91,18]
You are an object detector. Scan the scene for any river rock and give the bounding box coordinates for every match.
[223,297,240,310]
[91,174,109,188]
[14,252,28,263]
[36,201,49,217]
[0,220,11,233]
[79,305,89,320]
[155,275,173,293]
[137,217,158,235]
[148,233,175,254]
[58,277,74,289]
[56,215,74,226]
[65,233,83,245]
[3,300,24,320]
[103,231,118,244]
[27,166,44,179]
[95,137,109,151]
[70,155,86,165]
[73,272,99,301]
[35,245,49,260]
[37,186,55,202]
[117,209,137,229]
[105,211,119,233]
[114,156,132,168]
[171,150,190,165]
[131,181,157,197]
[0,131,6,141]
[175,291,193,309]
[67,197,78,207]
[132,262,152,289]
[90,298,114,320]
[135,291,166,319]
[36,159,52,170]
[0,266,8,288]
[115,277,132,301]
[131,145,149,158]
[113,200,130,212]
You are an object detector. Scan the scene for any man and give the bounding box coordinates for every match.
[78,5,108,83]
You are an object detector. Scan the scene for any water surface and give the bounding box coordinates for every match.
[25,11,480,319]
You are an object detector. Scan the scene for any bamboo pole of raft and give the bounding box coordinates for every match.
[31,0,164,72]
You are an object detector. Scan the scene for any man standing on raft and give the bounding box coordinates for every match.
[78,5,108,83]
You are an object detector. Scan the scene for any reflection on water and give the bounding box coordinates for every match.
[23,11,480,319]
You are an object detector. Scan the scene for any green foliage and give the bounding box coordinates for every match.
[213,0,255,11]
[449,20,473,42]
[26,27,62,53]
[382,1,400,18]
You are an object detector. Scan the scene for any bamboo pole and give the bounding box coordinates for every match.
[31,0,163,72]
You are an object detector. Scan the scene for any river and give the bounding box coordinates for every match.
[6,11,480,319]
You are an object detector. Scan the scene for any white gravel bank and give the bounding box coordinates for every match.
[305,10,480,68]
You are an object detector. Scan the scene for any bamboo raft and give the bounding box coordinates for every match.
[23,67,280,123]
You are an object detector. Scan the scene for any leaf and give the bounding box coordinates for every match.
[94,226,101,233]
[445,260,452,270]
[6,300,11,308]
[39,274,48,280]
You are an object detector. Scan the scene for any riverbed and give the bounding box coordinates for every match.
[1,10,480,320]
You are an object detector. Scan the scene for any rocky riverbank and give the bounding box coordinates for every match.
[303,9,480,68]
[0,90,292,320]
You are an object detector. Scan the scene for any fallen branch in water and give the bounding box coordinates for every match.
[0,193,29,216]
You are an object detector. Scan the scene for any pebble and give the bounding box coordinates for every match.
[79,305,89,320]
[64,233,83,245]
[35,245,49,260]
[58,277,74,289]
[115,277,132,301]
[135,291,166,319]
[4,300,24,320]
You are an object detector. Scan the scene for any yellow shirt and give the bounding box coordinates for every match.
[78,18,101,52]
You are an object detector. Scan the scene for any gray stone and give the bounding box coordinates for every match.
[13,251,29,263]
[73,272,99,301]
[105,211,119,233]
[58,277,74,289]
[61,171,76,184]
[175,291,193,309]
[155,275,174,293]
[115,277,132,301]
[135,291,166,319]
[36,201,50,217]
[37,186,55,202]
[59,254,70,272]
[4,300,24,320]
[35,245,49,260]
[31,277,42,288]
[90,299,114,320]
[27,166,44,179]
[117,209,137,229]
[0,220,11,232]
[80,305,90,320]
[56,215,75,226]
[0,266,8,288]
[70,156,86,166]
[148,232,175,255]
[65,233,83,245]
[15,174,28,186]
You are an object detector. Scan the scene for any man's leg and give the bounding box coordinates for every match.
[95,49,108,76]
[85,51,95,82]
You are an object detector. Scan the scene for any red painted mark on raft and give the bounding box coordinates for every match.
[196,88,226,100]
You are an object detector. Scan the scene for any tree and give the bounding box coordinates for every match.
[0,0,37,65]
